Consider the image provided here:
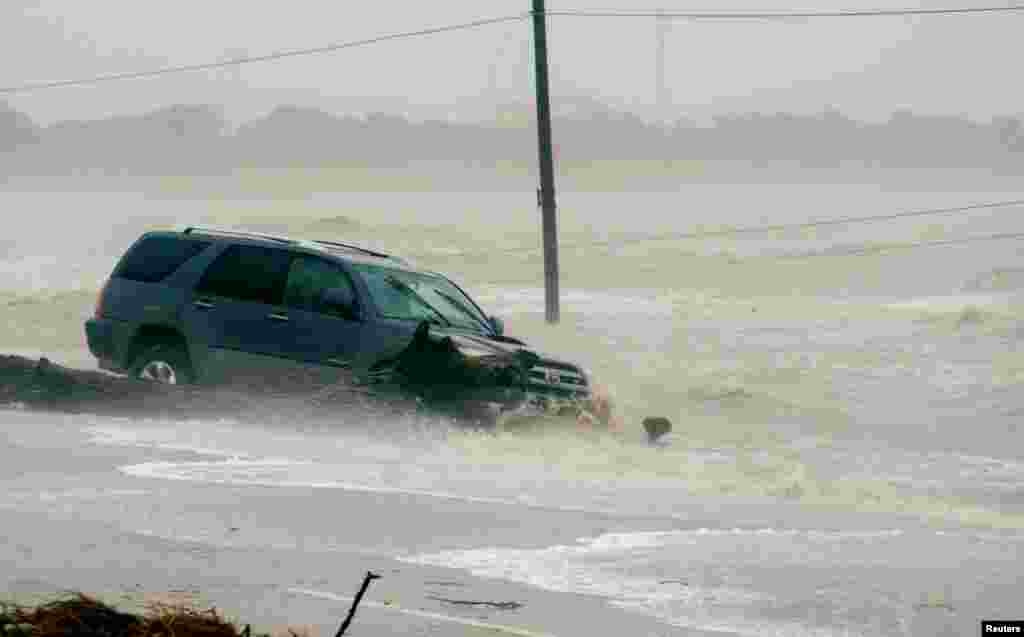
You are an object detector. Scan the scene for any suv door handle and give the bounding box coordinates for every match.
[266,312,289,322]
[194,299,215,309]
[325,357,351,369]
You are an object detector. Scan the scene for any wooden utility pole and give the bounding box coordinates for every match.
[531,0,560,324]
[655,9,669,124]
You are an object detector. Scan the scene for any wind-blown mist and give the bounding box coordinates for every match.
[2,100,1023,187]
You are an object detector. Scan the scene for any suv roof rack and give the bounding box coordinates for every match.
[182,226,293,244]
[311,239,404,262]
[181,226,406,263]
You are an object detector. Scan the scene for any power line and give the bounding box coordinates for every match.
[767,230,1024,259]
[417,198,1024,261]
[546,6,1024,20]
[2,6,1017,96]
[452,228,1024,262]
[0,14,528,95]
[2,5,1019,96]
[599,198,1024,249]
[5,4,1016,97]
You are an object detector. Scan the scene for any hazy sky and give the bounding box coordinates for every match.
[3,0,1022,126]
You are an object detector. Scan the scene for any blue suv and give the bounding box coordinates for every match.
[84,227,590,416]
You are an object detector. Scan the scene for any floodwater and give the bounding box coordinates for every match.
[2,179,1024,636]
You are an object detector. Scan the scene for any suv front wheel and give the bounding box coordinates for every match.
[130,344,194,385]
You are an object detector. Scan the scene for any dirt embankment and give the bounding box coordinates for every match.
[0,354,419,426]
[0,592,311,637]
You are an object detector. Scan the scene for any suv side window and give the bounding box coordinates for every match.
[195,244,290,305]
[284,255,358,320]
[114,236,210,283]
[350,263,440,323]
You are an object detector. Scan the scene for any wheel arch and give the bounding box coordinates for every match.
[124,324,191,370]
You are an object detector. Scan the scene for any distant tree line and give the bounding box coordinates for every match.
[2,100,1023,177]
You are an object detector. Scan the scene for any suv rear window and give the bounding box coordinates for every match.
[113,236,210,283]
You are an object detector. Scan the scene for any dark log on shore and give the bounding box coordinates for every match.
[0,354,419,426]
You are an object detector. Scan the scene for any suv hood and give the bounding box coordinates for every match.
[435,330,562,364]
[442,331,527,356]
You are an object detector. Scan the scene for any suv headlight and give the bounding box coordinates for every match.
[458,346,495,359]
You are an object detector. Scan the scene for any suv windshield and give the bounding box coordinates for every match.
[350,262,492,333]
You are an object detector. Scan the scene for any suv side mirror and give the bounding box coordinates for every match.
[320,286,356,316]
[488,315,504,336]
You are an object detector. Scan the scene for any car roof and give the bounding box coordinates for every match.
[146,227,440,275]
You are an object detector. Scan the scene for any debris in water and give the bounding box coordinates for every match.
[425,596,523,611]
[336,571,380,637]
[643,416,673,445]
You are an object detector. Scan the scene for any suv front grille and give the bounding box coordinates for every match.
[526,362,589,399]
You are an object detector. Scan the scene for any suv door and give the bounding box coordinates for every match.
[182,243,295,385]
[280,254,367,382]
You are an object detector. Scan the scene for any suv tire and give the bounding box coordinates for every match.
[130,344,194,385]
